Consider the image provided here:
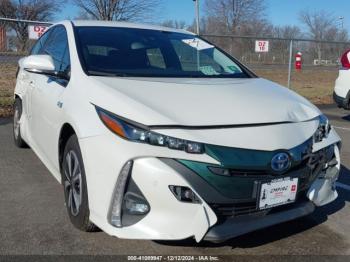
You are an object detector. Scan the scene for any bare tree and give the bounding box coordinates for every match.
[161,20,187,30]
[299,10,336,41]
[273,25,302,40]
[0,0,63,51]
[73,0,161,21]
[272,25,303,63]
[201,0,270,63]
[204,0,267,34]
[299,10,348,61]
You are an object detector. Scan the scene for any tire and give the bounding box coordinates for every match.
[346,93,350,110]
[61,134,98,232]
[13,98,28,148]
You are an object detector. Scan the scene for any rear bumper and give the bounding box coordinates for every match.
[204,201,315,242]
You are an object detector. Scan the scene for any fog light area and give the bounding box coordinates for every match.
[123,192,150,215]
[169,185,201,204]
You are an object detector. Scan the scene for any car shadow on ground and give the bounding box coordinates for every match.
[156,165,350,248]
[342,115,350,121]
[0,117,12,125]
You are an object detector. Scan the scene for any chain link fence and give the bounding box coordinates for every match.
[203,34,349,66]
[0,19,51,117]
[203,34,350,105]
[1,18,350,116]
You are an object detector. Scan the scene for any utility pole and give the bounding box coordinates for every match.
[193,0,200,35]
[287,40,293,89]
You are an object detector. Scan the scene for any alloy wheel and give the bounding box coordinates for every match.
[13,106,20,139]
[64,150,83,217]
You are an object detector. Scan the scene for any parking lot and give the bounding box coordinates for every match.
[0,104,349,257]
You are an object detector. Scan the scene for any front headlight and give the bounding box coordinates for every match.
[314,114,331,143]
[96,106,204,154]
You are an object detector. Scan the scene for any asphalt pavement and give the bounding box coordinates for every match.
[0,104,349,258]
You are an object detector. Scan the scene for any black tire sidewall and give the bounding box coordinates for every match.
[13,99,25,147]
[62,135,91,230]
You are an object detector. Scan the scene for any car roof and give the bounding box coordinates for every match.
[67,20,194,35]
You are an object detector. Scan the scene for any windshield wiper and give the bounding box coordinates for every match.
[88,70,130,77]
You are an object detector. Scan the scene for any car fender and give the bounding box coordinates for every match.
[308,144,341,206]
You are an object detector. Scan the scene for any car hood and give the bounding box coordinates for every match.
[88,76,321,126]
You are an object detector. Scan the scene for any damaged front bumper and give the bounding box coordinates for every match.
[105,142,340,243]
[204,201,315,242]
[167,142,340,242]
[307,144,341,206]
[80,124,341,243]
[204,143,341,242]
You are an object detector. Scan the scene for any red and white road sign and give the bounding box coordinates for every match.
[255,40,269,53]
[28,25,49,40]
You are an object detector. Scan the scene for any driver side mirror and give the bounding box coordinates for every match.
[23,55,69,80]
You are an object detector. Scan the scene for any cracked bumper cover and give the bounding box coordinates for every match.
[204,201,315,242]
[162,143,341,242]
[80,129,341,242]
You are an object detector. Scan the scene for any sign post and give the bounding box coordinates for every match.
[255,40,269,53]
[287,40,293,89]
[194,0,200,35]
[28,25,49,40]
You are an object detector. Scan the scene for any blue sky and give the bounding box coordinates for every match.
[58,0,350,30]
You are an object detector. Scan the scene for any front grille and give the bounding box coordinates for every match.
[210,201,265,218]
[210,191,309,224]
[209,147,333,224]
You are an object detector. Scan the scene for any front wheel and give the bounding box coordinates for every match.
[13,98,28,148]
[61,135,98,232]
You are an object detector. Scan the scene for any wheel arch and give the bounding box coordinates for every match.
[14,81,26,100]
[14,94,22,100]
[58,123,76,171]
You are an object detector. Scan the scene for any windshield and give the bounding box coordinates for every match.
[75,26,250,78]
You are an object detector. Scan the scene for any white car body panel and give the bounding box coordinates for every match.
[334,68,350,109]
[313,128,341,152]
[72,20,193,35]
[334,69,350,98]
[153,121,319,151]
[91,76,321,126]
[94,157,217,241]
[14,20,342,242]
[307,145,341,206]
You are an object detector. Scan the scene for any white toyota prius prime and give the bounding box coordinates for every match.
[13,21,341,243]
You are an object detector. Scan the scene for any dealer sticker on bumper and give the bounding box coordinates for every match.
[259,177,298,210]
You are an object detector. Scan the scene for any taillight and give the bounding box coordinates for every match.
[341,50,350,69]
